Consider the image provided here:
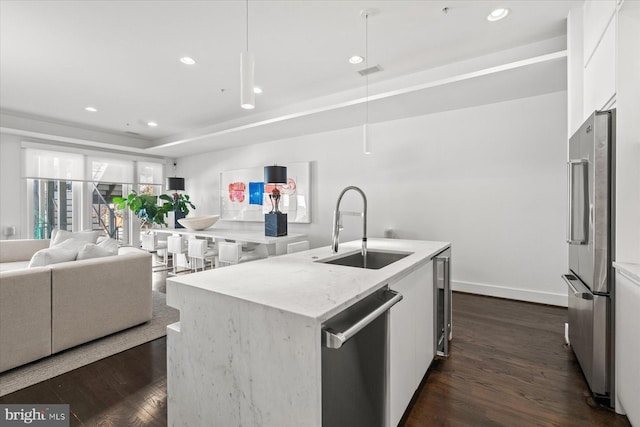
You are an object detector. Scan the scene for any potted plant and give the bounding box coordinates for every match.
[163,193,196,228]
[113,191,196,231]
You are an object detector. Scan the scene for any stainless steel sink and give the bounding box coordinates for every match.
[319,250,412,270]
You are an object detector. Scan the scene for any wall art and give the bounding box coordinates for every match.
[220,162,310,223]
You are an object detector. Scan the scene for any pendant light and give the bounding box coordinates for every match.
[362,9,371,154]
[240,0,255,109]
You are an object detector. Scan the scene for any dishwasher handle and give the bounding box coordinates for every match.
[323,290,403,349]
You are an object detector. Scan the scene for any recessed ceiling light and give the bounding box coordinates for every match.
[487,8,509,21]
[253,87,263,94]
[85,106,97,112]
[147,121,158,127]
[179,57,196,65]
[349,55,364,64]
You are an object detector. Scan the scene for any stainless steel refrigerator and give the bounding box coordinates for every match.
[562,109,615,406]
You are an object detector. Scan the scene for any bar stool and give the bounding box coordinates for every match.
[241,242,269,261]
[216,241,268,267]
[167,235,189,275]
[216,241,242,267]
[188,238,217,272]
[141,233,169,269]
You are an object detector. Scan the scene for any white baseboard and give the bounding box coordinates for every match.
[452,280,568,307]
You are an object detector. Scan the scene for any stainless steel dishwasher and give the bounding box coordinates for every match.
[321,287,402,427]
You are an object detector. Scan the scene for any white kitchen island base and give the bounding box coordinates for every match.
[167,297,320,426]
[167,239,450,427]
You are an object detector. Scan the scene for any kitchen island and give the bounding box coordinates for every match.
[166,238,450,427]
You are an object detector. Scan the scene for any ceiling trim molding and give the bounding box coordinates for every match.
[1,126,166,159]
[149,50,567,153]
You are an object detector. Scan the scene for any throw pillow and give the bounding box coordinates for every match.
[50,228,60,246]
[76,243,114,260]
[50,230,99,248]
[55,238,89,258]
[28,246,77,268]
[97,237,119,255]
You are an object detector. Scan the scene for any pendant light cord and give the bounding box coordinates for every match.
[365,12,369,127]
[246,0,249,52]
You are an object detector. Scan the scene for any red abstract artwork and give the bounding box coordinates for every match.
[265,178,297,196]
[228,182,246,202]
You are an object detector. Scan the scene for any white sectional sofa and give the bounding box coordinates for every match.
[0,238,153,373]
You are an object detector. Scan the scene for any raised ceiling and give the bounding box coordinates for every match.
[0,0,579,156]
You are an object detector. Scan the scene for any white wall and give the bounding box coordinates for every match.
[0,133,27,239]
[178,91,568,306]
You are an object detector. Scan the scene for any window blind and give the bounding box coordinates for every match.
[23,148,84,181]
[89,157,134,183]
[23,147,165,185]
[138,161,164,185]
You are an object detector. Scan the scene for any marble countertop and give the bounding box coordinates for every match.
[167,238,449,322]
[613,262,640,285]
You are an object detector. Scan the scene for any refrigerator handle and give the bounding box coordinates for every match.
[562,274,593,300]
[567,159,588,245]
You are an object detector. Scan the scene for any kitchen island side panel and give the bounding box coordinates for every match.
[167,283,322,427]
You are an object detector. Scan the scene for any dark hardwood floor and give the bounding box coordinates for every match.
[403,293,629,427]
[1,272,631,426]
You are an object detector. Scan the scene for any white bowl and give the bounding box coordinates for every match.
[178,215,220,231]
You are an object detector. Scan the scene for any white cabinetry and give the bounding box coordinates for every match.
[615,0,640,263]
[388,261,434,426]
[567,0,618,134]
[583,0,617,59]
[582,0,617,116]
[583,17,616,115]
[615,267,640,424]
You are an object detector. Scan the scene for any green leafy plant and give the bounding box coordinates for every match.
[163,193,196,216]
[114,191,197,230]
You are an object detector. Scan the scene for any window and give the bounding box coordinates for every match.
[23,146,166,243]
[91,182,125,240]
[32,179,74,239]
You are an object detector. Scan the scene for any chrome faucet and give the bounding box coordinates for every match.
[331,186,367,256]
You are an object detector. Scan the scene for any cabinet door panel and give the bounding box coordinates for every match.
[616,270,640,425]
[584,19,616,115]
[415,261,434,379]
[389,276,417,427]
[389,261,435,426]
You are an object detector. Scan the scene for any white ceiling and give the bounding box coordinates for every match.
[0,0,579,156]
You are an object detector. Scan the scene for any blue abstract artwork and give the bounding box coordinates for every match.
[249,182,264,205]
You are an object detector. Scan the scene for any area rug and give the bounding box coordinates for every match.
[0,290,179,396]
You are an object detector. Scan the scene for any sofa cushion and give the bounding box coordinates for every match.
[0,267,52,372]
[51,251,153,353]
[97,237,119,254]
[0,239,50,263]
[50,229,99,248]
[118,246,148,255]
[57,237,91,255]
[76,243,115,260]
[28,246,77,268]
[0,260,30,272]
